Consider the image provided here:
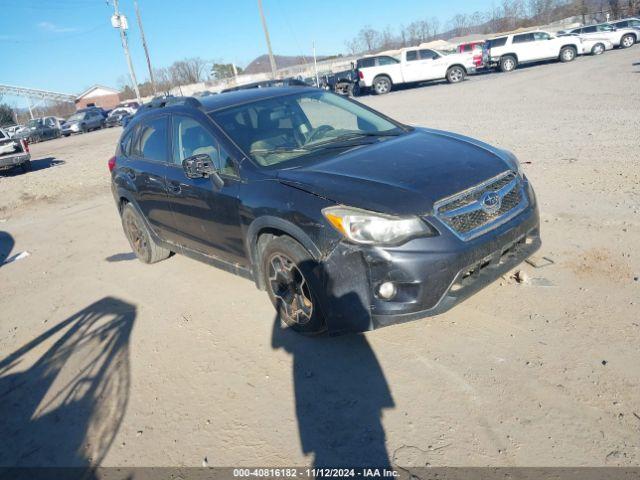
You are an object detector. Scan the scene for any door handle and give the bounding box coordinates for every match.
[168,182,182,194]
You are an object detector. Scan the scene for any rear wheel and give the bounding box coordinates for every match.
[261,236,326,335]
[559,46,576,62]
[121,203,171,264]
[446,66,466,84]
[500,55,517,72]
[372,75,392,95]
[620,34,635,48]
[591,43,605,55]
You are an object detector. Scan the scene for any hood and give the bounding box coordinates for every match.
[277,128,515,216]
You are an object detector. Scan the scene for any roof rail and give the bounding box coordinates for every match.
[140,95,203,111]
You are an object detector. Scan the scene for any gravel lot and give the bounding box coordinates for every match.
[1,48,639,468]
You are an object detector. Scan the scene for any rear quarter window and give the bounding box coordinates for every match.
[487,37,508,48]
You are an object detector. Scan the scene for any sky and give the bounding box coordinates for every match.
[0,0,492,106]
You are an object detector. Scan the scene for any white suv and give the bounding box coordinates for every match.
[484,30,582,72]
[566,23,637,49]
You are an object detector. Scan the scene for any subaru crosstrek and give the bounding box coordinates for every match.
[109,88,540,335]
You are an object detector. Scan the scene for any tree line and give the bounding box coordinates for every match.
[119,58,244,100]
[344,0,639,54]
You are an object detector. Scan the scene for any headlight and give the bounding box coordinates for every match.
[322,205,434,245]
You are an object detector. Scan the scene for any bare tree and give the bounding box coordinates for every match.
[358,26,381,52]
[169,57,208,85]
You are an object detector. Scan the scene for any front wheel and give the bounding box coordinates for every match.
[262,236,326,335]
[121,203,171,264]
[372,76,392,95]
[446,66,466,84]
[620,34,635,48]
[559,46,576,62]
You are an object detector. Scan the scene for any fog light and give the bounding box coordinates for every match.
[377,281,397,300]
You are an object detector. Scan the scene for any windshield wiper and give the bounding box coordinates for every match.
[251,146,308,155]
[305,130,403,150]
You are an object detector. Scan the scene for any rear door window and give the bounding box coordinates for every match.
[377,56,398,65]
[582,26,597,33]
[356,58,375,68]
[513,33,534,43]
[133,116,169,162]
[405,50,418,61]
[487,37,507,48]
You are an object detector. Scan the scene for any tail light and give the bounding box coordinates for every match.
[358,70,364,79]
[20,139,29,153]
[108,156,116,172]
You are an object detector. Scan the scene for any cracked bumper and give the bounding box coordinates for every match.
[318,200,540,334]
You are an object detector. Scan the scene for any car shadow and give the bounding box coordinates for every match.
[271,259,394,468]
[0,297,136,468]
[0,157,65,177]
[105,252,137,262]
[0,231,14,267]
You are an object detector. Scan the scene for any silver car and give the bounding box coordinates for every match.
[61,110,105,136]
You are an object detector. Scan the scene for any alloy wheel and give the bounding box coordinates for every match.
[449,68,464,82]
[267,253,313,325]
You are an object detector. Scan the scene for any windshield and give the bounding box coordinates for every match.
[210,90,403,167]
[66,113,85,122]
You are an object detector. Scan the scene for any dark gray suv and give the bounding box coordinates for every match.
[110,88,540,335]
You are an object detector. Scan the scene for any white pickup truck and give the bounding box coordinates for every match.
[483,30,582,72]
[357,47,476,95]
[0,128,31,173]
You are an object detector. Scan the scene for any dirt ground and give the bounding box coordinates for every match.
[1,48,639,468]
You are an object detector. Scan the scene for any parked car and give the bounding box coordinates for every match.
[105,108,131,128]
[0,128,31,173]
[564,23,637,48]
[14,116,61,143]
[358,47,476,95]
[109,89,540,335]
[61,110,105,136]
[483,30,582,72]
[458,41,485,68]
[117,101,141,114]
[77,106,110,119]
[557,33,614,55]
[608,17,640,32]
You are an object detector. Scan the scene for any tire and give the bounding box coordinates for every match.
[64,134,70,137]
[620,34,635,49]
[80,124,87,133]
[559,46,576,62]
[20,160,32,172]
[591,43,605,55]
[372,75,392,95]
[261,235,326,335]
[500,55,517,72]
[446,65,466,84]
[121,203,171,264]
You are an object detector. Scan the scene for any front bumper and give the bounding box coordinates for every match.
[318,193,540,334]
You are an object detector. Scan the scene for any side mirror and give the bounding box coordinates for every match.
[182,154,217,179]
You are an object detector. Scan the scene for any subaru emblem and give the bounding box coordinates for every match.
[481,191,501,214]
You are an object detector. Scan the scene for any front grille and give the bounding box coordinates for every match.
[433,171,528,240]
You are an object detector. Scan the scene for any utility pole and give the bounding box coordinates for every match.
[312,41,319,88]
[111,0,141,103]
[133,0,156,95]
[257,0,277,79]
